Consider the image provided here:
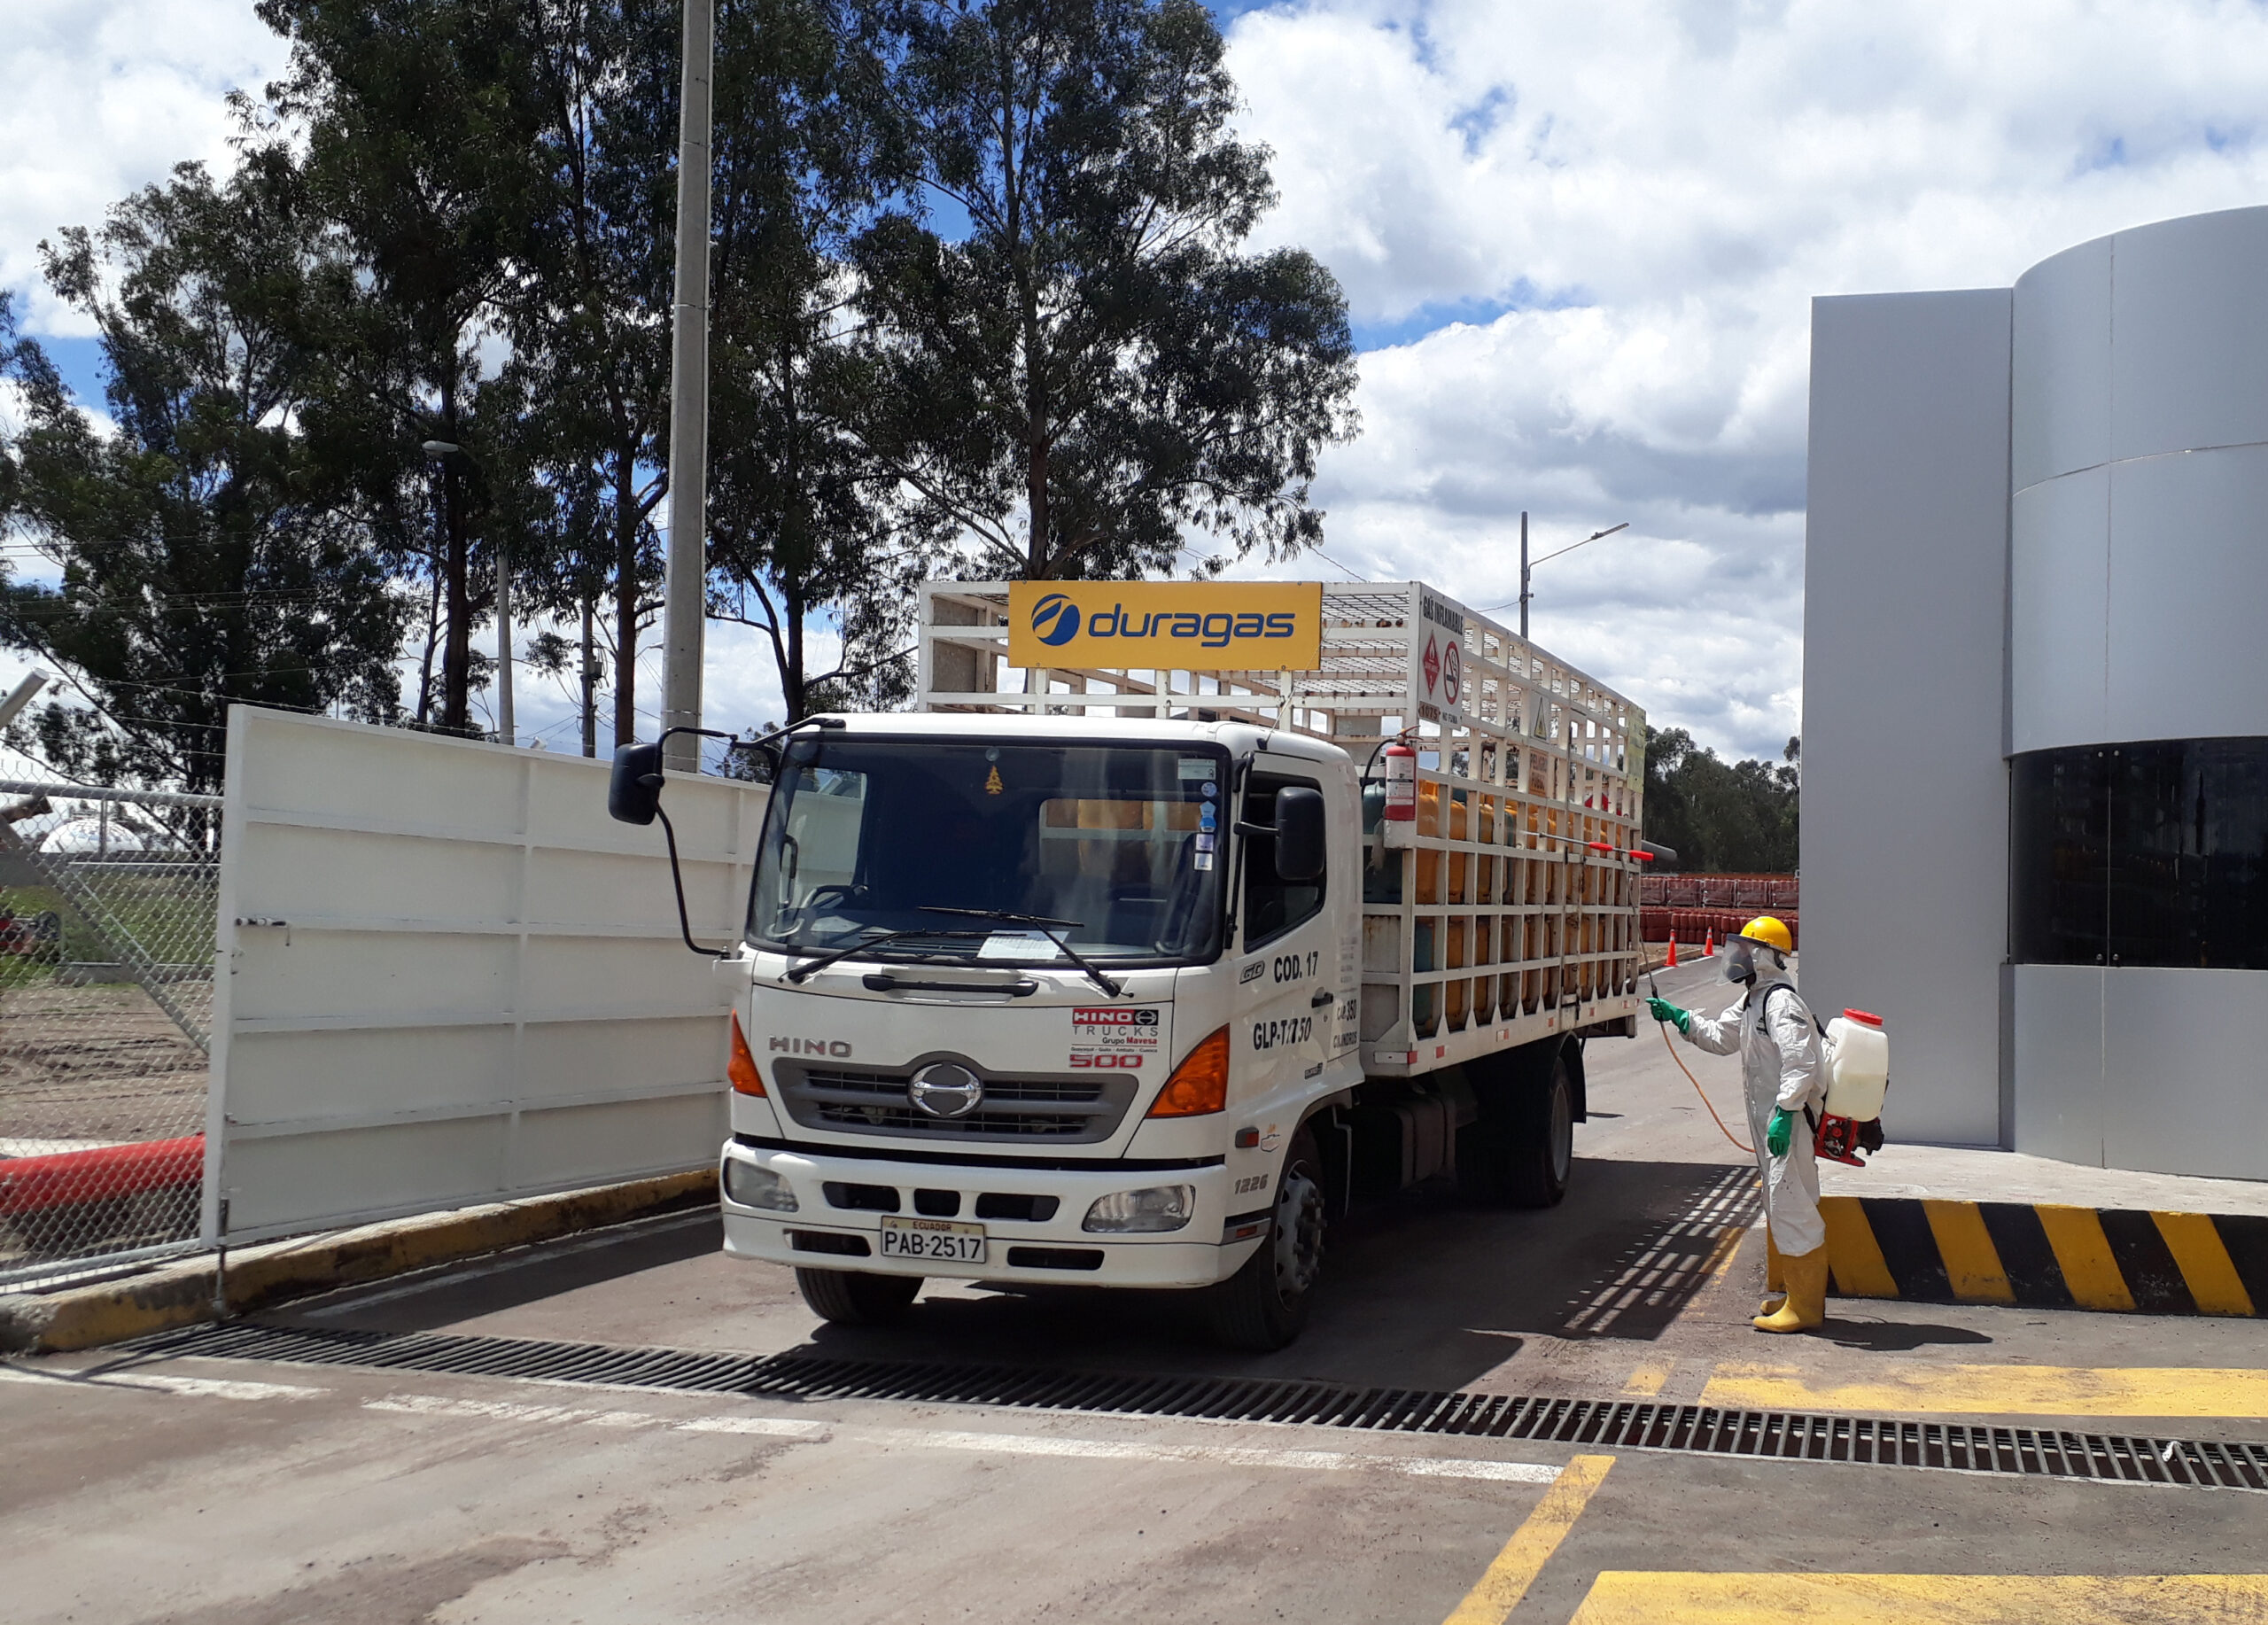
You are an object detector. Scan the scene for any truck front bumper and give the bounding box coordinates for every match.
[718,1139,1262,1290]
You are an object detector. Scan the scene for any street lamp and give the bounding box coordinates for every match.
[421,440,513,745]
[1485,513,1632,639]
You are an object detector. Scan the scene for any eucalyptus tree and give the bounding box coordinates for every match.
[504,0,680,749]
[702,0,947,721]
[850,0,1360,583]
[253,0,552,734]
[0,160,408,792]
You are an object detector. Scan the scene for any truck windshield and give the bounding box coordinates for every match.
[748,738,1230,966]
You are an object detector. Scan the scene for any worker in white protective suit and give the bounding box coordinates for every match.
[1645,916,1830,1333]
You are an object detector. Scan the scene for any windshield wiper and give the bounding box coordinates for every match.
[781,926,989,984]
[919,906,1124,999]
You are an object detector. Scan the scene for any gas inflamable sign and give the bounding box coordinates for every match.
[1008,582,1324,672]
[1412,587,1469,723]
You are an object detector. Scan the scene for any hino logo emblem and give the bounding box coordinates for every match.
[907,1061,983,1119]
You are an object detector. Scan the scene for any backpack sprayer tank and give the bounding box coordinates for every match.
[1816,1008,1888,1166]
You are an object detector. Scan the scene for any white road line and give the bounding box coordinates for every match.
[0,1366,326,1402]
[898,1429,1558,1482]
[5,1363,1556,1485]
[362,1390,1555,1482]
[369,1392,828,1437]
[299,1209,716,1318]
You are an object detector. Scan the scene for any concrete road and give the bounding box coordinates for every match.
[4,953,2265,1623]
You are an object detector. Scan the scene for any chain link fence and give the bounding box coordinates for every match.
[0,770,219,1285]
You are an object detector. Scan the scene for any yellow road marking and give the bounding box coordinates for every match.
[2153,1212,2258,1318]
[1817,1197,1898,1299]
[1702,1362,2268,1419]
[1921,1200,2015,1303]
[1566,1572,2268,1622]
[1441,1454,1614,1625]
[2035,1205,2138,1312]
[1620,1361,1673,1397]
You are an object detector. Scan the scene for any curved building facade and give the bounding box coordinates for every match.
[2007,207,2268,1178]
[1804,206,2268,1181]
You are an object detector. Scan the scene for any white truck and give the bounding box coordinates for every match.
[609,580,1654,1349]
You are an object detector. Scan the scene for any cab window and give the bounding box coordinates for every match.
[1242,773,1324,947]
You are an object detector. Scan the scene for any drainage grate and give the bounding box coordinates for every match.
[122,1320,2268,1494]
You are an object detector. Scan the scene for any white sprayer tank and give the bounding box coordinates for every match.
[1822,1009,1888,1121]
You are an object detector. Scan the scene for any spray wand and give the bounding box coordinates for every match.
[1643,946,1755,1155]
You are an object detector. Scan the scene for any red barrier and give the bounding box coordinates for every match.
[0,1135,204,1216]
[1640,909,1798,949]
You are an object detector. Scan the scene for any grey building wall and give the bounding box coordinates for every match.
[2007,205,2268,1179]
[1801,291,2012,1147]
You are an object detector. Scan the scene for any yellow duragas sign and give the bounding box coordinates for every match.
[1007,582,1324,671]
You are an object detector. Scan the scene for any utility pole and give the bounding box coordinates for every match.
[1518,511,1529,641]
[496,535,514,744]
[659,0,714,773]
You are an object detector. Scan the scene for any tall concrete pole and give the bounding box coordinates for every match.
[1518,510,1530,641]
[496,536,514,744]
[660,0,714,771]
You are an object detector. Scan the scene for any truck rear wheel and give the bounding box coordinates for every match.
[1503,1046,1575,1208]
[796,1267,922,1326]
[1459,1042,1575,1209]
[1206,1127,1326,1351]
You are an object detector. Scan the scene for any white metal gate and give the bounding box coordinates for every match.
[206,708,762,1244]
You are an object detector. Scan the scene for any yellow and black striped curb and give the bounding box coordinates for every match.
[0,1168,718,1354]
[1820,1195,2266,1318]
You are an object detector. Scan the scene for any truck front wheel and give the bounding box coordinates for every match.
[796,1267,922,1326]
[1206,1127,1326,1351]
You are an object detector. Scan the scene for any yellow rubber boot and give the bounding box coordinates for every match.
[1759,1230,1786,1318]
[1753,1244,1829,1333]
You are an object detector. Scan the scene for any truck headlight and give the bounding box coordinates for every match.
[723,1159,798,1212]
[1082,1185,1194,1233]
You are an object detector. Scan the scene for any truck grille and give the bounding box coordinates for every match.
[773,1061,1138,1144]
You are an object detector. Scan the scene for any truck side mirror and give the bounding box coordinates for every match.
[608,742,664,825]
[1273,786,1326,883]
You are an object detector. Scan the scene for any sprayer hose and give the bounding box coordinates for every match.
[1643,951,1756,1157]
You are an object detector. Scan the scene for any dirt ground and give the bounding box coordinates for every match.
[0,980,208,1148]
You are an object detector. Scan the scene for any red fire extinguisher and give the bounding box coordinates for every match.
[1383,737,1417,822]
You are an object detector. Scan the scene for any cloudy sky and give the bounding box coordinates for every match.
[7,0,2268,760]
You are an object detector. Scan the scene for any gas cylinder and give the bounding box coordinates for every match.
[1383,738,1417,821]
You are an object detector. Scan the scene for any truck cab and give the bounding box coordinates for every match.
[716,716,1363,1349]
[614,579,1643,1350]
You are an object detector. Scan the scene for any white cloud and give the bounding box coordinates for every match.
[11,0,2268,766]
[0,0,284,335]
[1223,0,2268,757]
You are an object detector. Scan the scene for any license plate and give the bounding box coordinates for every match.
[878,1217,987,1263]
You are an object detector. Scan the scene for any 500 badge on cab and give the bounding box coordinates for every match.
[1069,1052,1143,1069]
[1250,1016,1313,1051]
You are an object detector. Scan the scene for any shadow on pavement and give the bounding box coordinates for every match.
[1822,1318,1996,1353]
[272,1210,725,1333]
[283,1155,1767,1395]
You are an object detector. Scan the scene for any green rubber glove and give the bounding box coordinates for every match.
[1645,996,1691,1035]
[1767,1108,1793,1157]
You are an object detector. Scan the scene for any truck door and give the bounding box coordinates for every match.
[1236,758,1336,1116]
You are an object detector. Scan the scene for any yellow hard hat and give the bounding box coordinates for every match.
[1739,915,1794,954]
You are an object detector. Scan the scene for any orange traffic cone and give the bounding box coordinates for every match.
[1704,929,1715,958]
[1667,934,1679,969]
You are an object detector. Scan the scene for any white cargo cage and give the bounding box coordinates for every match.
[916,581,1647,1078]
